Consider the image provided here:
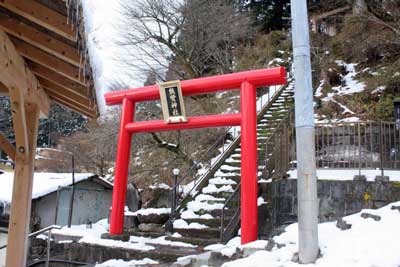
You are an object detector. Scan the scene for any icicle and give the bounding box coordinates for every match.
[66,0,71,26]
[78,52,83,82]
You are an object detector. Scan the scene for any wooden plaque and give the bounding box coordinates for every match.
[159,80,187,124]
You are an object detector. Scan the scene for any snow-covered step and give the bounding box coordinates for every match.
[166,236,219,247]
[220,164,240,171]
[185,217,230,228]
[209,177,237,185]
[202,183,235,194]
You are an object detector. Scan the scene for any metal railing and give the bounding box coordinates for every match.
[167,85,285,228]
[0,225,61,267]
[264,110,295,180]
[313,121,400,171]
[269,120,400,178]
[220,183,240,243]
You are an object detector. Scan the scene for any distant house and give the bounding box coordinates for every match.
[310,6,352,36]
[0,172,113,231]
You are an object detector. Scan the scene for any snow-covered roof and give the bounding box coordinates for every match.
[0,172,112,204]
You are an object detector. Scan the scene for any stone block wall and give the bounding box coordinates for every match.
[259,179,400,236]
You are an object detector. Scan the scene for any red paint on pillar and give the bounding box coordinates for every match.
[109,98,135,235]
[240,81,258,244]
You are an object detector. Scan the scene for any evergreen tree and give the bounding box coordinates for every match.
[0,96,87,148]
[234,0,291,33]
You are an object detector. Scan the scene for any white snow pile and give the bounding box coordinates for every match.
[53,219,197,251]
[52,219,109,239]
[317,60,366,115]
[202,184,234,194]
[95,258,158,267]
[179,192,226,221]
[0,171,96,203]
[149,183,171,190]
[126,208,171,217]
[322,61,366,101]
[130,235,196,248]
[287,169,400,182]
[203,237,270,259]
[53,219,155,251]
[220,201,400,267]
[173,219,208,229]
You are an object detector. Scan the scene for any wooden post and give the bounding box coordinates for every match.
[6,103,40,267]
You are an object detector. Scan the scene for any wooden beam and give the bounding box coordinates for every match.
[314,6,351,21]
[0,131,15,161]
[48,93,97,119]
[6,103,39,267]
[39,77,93,109]
[28,60,89,97]
[11,37,86,85]
[0,12,81,66]
[8,86,29,161]
[0,81,7,95]
[0,29,50,117]
[0,0,76,41]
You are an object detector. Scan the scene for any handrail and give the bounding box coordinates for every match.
[29,225,62,239]
[27,259,90,267]
[166,86,286,228]
[263,109,294,179]
[220,183,240,242]
[0,225,61,250]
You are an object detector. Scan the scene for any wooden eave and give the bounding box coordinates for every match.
[0,0,98,120]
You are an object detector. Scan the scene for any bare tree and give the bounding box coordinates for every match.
[117,0,252,80]
[355,0,400,37]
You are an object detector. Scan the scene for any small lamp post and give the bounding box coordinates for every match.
[394,100,400,130]
[172,168,180,218]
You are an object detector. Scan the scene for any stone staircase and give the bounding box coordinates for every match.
[166,83,294,246]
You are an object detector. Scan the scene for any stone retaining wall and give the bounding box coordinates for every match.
[259,179,400,236]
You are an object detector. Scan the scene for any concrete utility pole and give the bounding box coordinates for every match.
[290,0,319,263]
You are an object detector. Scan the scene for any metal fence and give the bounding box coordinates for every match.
[265,117,400,180]
[312,121,400,169]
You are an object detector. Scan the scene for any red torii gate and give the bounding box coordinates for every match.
[104,67,286,244]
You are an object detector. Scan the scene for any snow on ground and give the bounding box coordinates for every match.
[202,184,234,194]
[95,258,159,267]
[126,208,171,217]
[219,201,400,267]
[129,235,196,248]
[52,219,108,238]
[0,171,95,203]
[287,169,400,182]
[52,220,154,251]
[53,218,197,251]
[173,219,208,229]
[149,183,171,190]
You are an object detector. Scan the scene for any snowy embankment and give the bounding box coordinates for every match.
[210,201,400,267]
